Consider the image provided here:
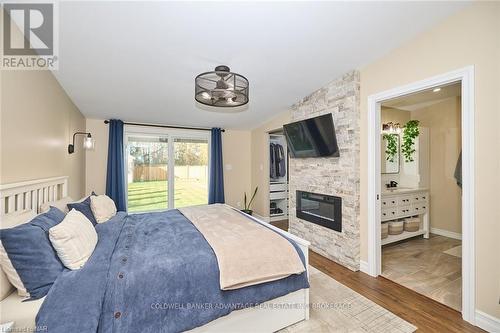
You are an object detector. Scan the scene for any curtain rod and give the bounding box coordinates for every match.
[103,120,225,132]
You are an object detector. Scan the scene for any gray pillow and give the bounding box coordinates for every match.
[67,193,97,226]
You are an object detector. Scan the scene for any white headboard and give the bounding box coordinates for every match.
[0,176,68,216]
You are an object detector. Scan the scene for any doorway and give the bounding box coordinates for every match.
[367,67,475,323]
[380,82,462,311]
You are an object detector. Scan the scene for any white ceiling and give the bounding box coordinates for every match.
[383,82,461,111]
[54,1,468,129]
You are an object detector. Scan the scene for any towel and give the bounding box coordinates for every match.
[454,151,462,188]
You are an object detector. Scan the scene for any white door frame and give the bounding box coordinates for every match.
[366,66,475,323]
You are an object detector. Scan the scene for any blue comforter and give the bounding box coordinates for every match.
[36,210,309,333]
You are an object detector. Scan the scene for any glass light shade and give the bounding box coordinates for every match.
[83,137,95,150]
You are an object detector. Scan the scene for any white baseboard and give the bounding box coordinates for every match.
[475,310,500,332]
[430,228,462,240]
[359,260,369,274]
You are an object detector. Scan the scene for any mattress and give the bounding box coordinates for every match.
[0,291,44,330]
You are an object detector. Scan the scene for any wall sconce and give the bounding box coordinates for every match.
[382,122,401,134]
[68,132,94,154]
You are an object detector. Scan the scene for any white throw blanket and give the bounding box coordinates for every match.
[179,204,305,290]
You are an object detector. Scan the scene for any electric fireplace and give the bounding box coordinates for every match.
[296,190,342,232]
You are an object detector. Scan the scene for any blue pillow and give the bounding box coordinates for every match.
[0,207,66,300]
[67,193,97,226]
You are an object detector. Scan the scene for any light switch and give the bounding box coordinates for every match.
[225,164,233,171]
[259,164,263,171]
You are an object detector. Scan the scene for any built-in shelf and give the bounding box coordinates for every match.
[382,229,426,245]
[269,132,288,222]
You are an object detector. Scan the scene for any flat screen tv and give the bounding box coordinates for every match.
[283,113,340,158]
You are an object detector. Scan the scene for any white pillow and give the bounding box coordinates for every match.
[0,210,37,300]
[90,195,117,223]
[49,209,97,270]
[40,196,74,214]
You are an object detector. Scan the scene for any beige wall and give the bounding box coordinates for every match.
[222,130,252,209]
[250,111,291,217]
[0,70,86,199]
[85,119,109,195]
[381,107,410,125]
[84,119,252,208]
[360,2,500,317]
[411,97,462,234]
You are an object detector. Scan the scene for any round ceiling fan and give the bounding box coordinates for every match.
[195,65,249,108]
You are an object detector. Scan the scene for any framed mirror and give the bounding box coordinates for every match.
[381,134,400,174]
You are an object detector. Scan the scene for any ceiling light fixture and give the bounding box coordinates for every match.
[195,65,249,108]
[433,87,441,92]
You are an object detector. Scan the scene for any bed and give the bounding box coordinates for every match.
[0,177,310,332]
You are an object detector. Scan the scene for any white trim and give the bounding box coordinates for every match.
[359,260,369,274]
[366,66,475,324]
[475,311,500,333]
[430,228,462,240]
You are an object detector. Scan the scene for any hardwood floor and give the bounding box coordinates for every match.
[272,219,482,332]
[310,251,482,332]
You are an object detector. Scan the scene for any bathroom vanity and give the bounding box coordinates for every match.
[381,188,430,245]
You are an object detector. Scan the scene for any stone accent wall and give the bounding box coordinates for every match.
[288,71,360,271]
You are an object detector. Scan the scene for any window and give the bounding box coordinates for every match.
[125,128,209,212]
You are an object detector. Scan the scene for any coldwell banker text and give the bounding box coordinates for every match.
[1,2,59,70]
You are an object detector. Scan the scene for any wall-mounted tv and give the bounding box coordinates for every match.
[283,113,339,158]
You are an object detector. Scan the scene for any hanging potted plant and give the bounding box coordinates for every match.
[242,187,258,215]
[401,120,420,162]
[382,133,398,163]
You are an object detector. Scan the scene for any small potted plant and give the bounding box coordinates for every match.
[242,187,258,215]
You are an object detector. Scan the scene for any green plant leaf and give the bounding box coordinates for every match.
[382,134,398,163]
[401,120,420,162]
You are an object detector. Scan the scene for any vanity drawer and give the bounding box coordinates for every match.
[397,195,412,206]
[410,193,428,204]
[411,203,428,215]
[381,208,398,221]
[397,205,412,216]
[381,197,398,208]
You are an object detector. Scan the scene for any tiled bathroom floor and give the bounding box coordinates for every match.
[382,234,462,311]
